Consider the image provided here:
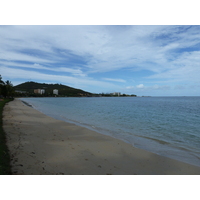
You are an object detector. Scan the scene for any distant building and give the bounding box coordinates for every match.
[112,92,121,96]
[34,89,38,94]
[53,89,58,95]
[40,89,45,94]
[15,90,27,93]
[34,89,45,94]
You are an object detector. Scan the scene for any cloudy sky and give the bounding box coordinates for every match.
[1,25,200,96]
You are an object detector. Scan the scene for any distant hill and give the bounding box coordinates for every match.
[14,81,92,97]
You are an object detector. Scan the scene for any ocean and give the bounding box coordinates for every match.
[20,96,200,167]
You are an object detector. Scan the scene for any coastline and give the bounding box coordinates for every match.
[3,98,200,175]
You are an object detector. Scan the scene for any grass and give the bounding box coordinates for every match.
[0,99,13,175]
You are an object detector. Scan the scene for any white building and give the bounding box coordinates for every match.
[40,89,45,94]
[34,89,45,94]
[53,89,58,95]
[113,92,121,96]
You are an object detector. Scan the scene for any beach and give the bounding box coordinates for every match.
[3,99,200,175]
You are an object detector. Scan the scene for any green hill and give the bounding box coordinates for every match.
[14,81,92,97]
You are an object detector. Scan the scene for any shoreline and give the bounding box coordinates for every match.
[20,97,200,168]
[3,99,200,175]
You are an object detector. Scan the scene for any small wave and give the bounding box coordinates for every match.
[135,135,170,145]
[21,100,33,108]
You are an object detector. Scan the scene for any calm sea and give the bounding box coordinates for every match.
[21,97,200,167]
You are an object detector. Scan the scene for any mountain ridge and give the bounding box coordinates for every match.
[14,81,92,97]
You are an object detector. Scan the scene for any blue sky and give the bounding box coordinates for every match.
[1,25,200,96]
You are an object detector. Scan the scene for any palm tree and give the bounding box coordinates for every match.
[0,75,5,97]
[0,75,14,98]
[5,80,14,97]
[0,75,4,84]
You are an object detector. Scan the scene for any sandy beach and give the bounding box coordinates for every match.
[3,99,200,175]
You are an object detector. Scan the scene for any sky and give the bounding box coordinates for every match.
[1,25,200,96]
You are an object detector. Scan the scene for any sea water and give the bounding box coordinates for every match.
[20,97,200,167]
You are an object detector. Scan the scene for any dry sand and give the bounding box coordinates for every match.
[3,99,200,175]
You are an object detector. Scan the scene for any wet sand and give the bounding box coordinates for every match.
[3,99,200,175]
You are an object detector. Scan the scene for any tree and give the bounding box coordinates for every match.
[5,80,14,97]
[0,75,5,97]
[0,75,14,98]
[0,75,4,85]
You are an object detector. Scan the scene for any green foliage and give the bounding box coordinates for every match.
[0,99,12,175]
[0,75,14,98]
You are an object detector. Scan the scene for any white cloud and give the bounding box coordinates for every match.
[136,84,145,89]
[126,84,171,91]
[1,25,200,95]
[0,26,168,73]
[126,86,134,89]
[0,61,86,77]
[103,78,126,83]
[1,26,200,76]
[148,51,200,83]
[0,49,53,64]
[57,67,86,77]
[0,66,116,92]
